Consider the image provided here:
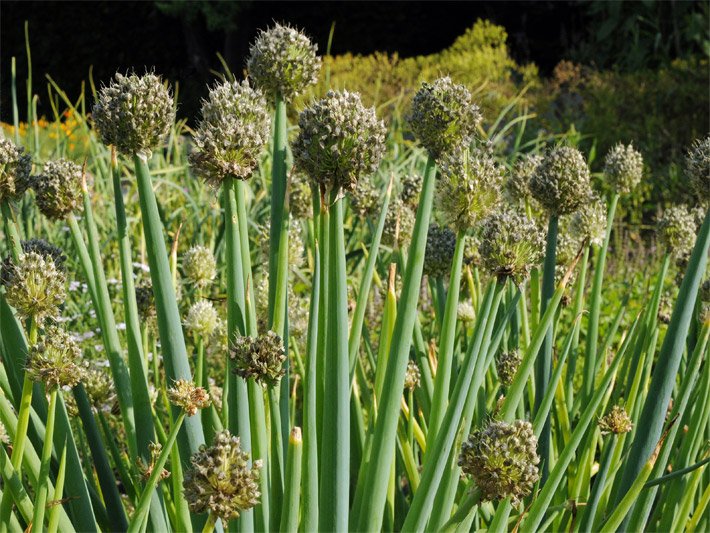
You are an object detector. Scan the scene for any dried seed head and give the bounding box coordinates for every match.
[135,280,156,322]
[598,405,633,435]
[1,251,66,323]
[658,205,697,259]
[569,193,607,247]
[32,159,83,220]
[423,224,457,278]
[457,301,475,323]
[93,72,175,158]
[349,178,381,218]
[184,300,220,339]
[247,23,321,103]
[400,173,422,209]
[289,171,313,219]
[604,142,644,194]
[183,430,262,521]
[294,90,386,196]
[459,419,540,503]
[404,361,421,391]
[27,325,83,390]
[183,245,217,289]
[382,198,415,248]
[530,146,592,215]
[0,138,32,202]
[437,144,504,229]
[168,379,211,416]
[496,350,521,387]
[190,80,270,186]
[478,209,545,282]
[230,331,286,387]
[505,153,543,204]
[685,137,709,203]
[408,77,481,157]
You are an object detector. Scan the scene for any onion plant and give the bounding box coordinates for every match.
[0,21,708,533]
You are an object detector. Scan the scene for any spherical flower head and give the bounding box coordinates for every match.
[1,251,66,323]
[400,173,422,209]
[604,142,643,194]
[135,280,156,322]
[408,77,481,157]
[183,430,262,522]
[382,198,415,248]
[685,137,709,203]
[293,90,386,196]
[457,301,475,322]
[496,350,521,387]
[459,419,540,503]
[658,205,697,259]
[81,360,116,413]
[184,300,220,340]
[183,245,217,289]
[530,146,592,215]
[247,23,321,102]
[424,224,456,278]
[20,239,66,271]
[93,72,175,158]
[349,178,380,218]
[168,379,211,416]
[479,209,545,282]
[33,159,83,220]
[289,171,313,219]
[404,361,421,391]
[569,193,607,248]
[230,331,286,387]
[189,80,270,186]
[505,153,543,204]
[0,138,32,202]
[464,233,481,266]
[27,325,83,390]
[598,405,633,435]
[438,144,504,229]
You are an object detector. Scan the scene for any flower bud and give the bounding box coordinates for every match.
[183,430,262,522]
[437,144,504,228]
[0,138,32,202]
[184,300,220,339]
[230,330,286,387]
[247,23,321,103]
[598,405,633,435]
[1,251,66,323]
[93,72,175,158]
[459,419,540,503]
[478,209,545,281]
[183,245,217,289]
[32,159,83,220]
[294,90,386,196]
[408,77,481,157]
[423,224,456,278]
[604,142,643,194]
[658,205,697,259]
[530,146,592,215]
[190,80,270,186]
[168,379,211,416]
[496,350,521,387]
[457,301,475,323]
[685,137,709,203]
[27,325,83,390]
[404,361,421,391]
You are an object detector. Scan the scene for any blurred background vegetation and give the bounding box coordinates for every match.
[1,0,708,209]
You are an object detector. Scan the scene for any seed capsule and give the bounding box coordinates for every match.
[598,405,633,435]
[657,205,697,259]
[604,142,644,194]
[423,224,457,278]
[530,146,592,215]
[27,325,83,390]
[168,379,211,416]
[32,159,83,221]
[496,350,522,387]
[230,330,286,387]
[505,153,543,204]
[0,138,32,202]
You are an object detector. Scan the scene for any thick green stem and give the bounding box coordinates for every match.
[280,427,303,532]
[583,193,618,401]
[319,194,350,531]
[268,386,285,529]
[32,387,58,531]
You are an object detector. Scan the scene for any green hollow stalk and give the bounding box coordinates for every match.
[0,446,35,526]
[280,427,303,532]
[32,387,58,531]
[222,176,253,532]
[128,412,186,533]
[319,193,350,531]
[356,155,437,532]
[427,231,466,444]
[614,208,710,526]
[47,442,67,533]
[315,200,329,466]
[582,193,618,402]
[268,386,285,529]
[566,246,589,407]
[302,235,320,532]
[535,214,558,482]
